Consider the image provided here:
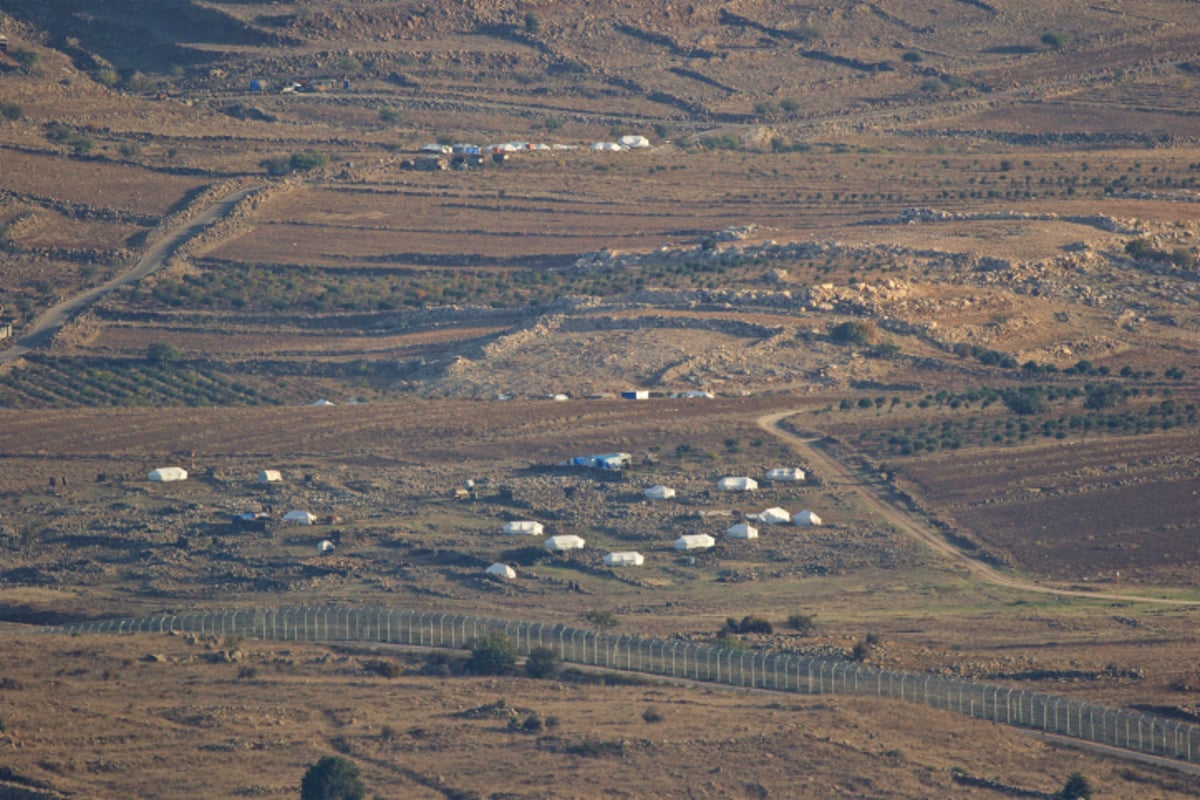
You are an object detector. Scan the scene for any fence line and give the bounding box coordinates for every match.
[43,606,1198,765]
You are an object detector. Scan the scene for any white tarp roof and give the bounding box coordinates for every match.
[590,141,623,151]
[766,467,805,482]
[258,469,282,483]
[503,520,544,535]
[284,510,316,525]
[317,539,335,554]
[726,522,759,539]
[674,534,715,551]
[544,534,586,551]
[717,476,758,492]
[486,563,517,579]
[148,467,188,482]
[603,551,645,566]
[645,485,676,499]
[794,510,823,526]
[756,507,791,525]
[311,399,334,406]
[618,134,651,149]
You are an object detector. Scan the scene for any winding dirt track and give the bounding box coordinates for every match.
[757,410,1200,607]
[0,184,263,366]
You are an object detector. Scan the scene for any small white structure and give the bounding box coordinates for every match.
[672,390,714,399]
[726,522,759,540]
[544,534,586,552]
[621,390,649,400]
[590,141,623,151]
[618,134,651,149]
[317,539,336,555]
[793,510,823,526]
[766,467,806,482]
[503,520,544,536]
[717,476,758,492]
[645,485,676,500]
[284,510,317,525]
[756,507,791,525]
[148,467,188,482]
[485,562,517,580]
[257,469,282,483]
[674,534,716,551]
[551,393,570,401]
[311,399,335,406]
[603,551,645,567]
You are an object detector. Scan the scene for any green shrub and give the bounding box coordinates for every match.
[466,631,517,675]
[786,613,816,635]
[830,320,876,345]
[642,706,663,723]
[1041,31,1072,49]
[0,101,21,121]
[290,150,328,171]
[300,756,365,800]
[525,647,560,679]
[378,107,401,124]
[583,609,618,629]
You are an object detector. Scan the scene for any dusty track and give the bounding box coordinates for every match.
[0,184,263,365]
[757,410,1200,607]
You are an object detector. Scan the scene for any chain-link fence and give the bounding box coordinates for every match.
[46,606,1199,764]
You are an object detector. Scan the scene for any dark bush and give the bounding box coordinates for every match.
[466,631,517,675]
[525,647,560,679]
[300,755,365,800]
[830,320,876,345]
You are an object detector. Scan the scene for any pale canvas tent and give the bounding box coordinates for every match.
[317,539,335,555]
[603,551,645,567]
[645,485,676,500]
[766,467,805,482]
[503,520,544,535]
[486,563,517,580]
[544,534,586,552]
[618,134,651,149]
[793,510,823,526]
[148,467,188,482]
[258,469,282,483]
[284,510,316,525]
[717,476,758,492]
[674,534,715,551]
[756,507,791,525]
[311,399,335,406]
[726,522,759,540]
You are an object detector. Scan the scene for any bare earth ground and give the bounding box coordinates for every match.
[4,0,1200,796]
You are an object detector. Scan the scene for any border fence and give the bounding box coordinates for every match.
[45,606,1199,765]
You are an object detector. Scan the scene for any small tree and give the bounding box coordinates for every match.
[525,646,560,679]
[830,320,876,346]
[1059,771,1093,800]
[290,150,328,172]
[467,631,517,675]
[148,342,181,366]
[300,755,365,800]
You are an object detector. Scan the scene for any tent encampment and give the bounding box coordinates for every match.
[148,467,188,482]
[485,563,517,580]
[645,485,676,500]
[258,470,282,483]
[603,551,645,567]
[793,510,823,526]
[717,476,758,492]
[284,510,317,525]
[766,467,805,482]
[674,534,716,551]
[726,522,759,540]
[756,507,791,525]
[503,520,544,535]
[544,535,586,552]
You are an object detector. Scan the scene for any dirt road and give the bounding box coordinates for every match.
[757,409,1200,607]
[0,184,263,365]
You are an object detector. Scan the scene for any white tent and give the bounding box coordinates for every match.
[503,520,544,536]
[257,469,282,483]
[317,539,335,555]
[717,476,758,492]
[674,534,716,551]
[618,134,651,149]
[726,522,759,540]
[486,563,517,580]
[311,399,335,406]
[766,467,805,482]
[603,551,645,567]
[756,507,791,525]
[148,467,188,482]
[645,485,676,500]
[284,510,317,525]
[544,534,586,552]
[590,141,623,151]
[793,510,823,526]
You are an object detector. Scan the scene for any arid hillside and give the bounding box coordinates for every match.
[3,2,1200,797]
